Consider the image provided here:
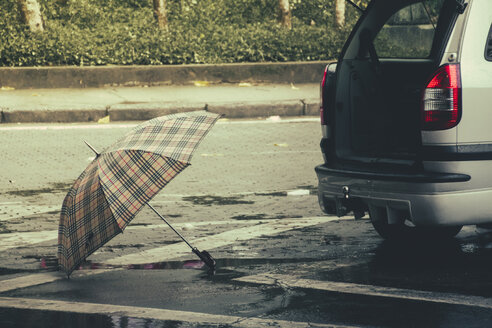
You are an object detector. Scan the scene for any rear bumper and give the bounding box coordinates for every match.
[315,164,470,183]
[315,164,492,226]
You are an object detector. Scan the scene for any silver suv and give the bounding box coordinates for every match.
[316,0,492,239]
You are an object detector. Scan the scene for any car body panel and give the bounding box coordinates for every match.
[457,0,492,143]
[317,0,492,228]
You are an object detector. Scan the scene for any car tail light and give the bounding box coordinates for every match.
[320,65,329,125]
[422,64,461,130]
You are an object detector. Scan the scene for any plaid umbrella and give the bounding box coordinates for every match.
[58,111,221,276]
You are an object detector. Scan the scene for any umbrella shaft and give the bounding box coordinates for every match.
[146,203,194,250]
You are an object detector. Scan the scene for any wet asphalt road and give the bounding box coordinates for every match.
[1,118,492,327]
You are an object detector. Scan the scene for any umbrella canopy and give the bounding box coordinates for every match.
[58,111,220,276]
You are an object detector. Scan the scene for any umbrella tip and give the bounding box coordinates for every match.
[84,140,100,156]
[193,248,216,272]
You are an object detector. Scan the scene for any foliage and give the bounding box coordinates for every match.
[0,0,363,66]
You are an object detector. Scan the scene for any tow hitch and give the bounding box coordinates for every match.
[318,185,367,219]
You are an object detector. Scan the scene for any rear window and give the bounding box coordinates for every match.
[373,0,445,58]
[486,24,492,61]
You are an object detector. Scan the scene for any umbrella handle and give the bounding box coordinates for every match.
[147,203,217,272]
[192,248,216,270]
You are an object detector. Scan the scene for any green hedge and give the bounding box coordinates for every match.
[0,0,361,66]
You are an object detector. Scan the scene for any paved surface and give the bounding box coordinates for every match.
[2,120,492,327]
[0,83,319,123]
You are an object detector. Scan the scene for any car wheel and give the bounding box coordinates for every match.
[369,205,410,240]
[413,225,463,239]
[370,214,410,240]
[369,206,462,240]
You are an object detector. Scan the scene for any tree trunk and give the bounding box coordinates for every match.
[153,0,168,30]
[278,0,292,29]
[18,0,44,33]
[335,0,346,29]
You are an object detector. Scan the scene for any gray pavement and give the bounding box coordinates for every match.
[4,117,492,327]
[0,83,319,123]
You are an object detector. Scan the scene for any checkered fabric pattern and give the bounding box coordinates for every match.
[58,159,122,276]
[99,151,188,229]
[105,111,221,164]
[58,111,220,276]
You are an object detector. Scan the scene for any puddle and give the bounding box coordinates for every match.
[0,307,113,328]
[324,234,343,245]
[231,214,268,221]
[0,222,12,234]
[36,256,317,275]
[0,307,204,328]
[182,195,254,206]
[104,244,146,250]
[231,214,292,221]
[263,234,291,240]
[0,267,29,276]
[254,191,287,197]
[36,257,211,273]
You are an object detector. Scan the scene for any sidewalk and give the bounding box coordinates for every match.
[0,82,319,123]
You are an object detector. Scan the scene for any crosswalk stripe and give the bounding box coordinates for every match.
[105,216,344,265]
[0,296,350,328]
[0,230,58,252]
[0,216,339,252]
[0,270,113,293]
[0,118,319,131]
[0,220,265,251]
[0,273,63,293]
[235,273,492,309]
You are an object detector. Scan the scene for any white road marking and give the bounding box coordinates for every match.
[0,219,271,251]
[287,189,311,196]
[235,273,492,310]
[218,117,319,124]
[0,117,318,131]
[250,150,320,155]
[125,219,267,230]
[0,273,63,293]
[0,296,342,328]
[106,216,344,265]
[0,230,58,251]
[0,217,346,254]
[0,204,59,221]
[0,124,137,131]
[0,270,113,293]
[0,268,116,293]
[0,220,248,251]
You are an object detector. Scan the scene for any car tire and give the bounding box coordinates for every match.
[413,225,463,239]
[369,207,462,240]
[370,215,410,240]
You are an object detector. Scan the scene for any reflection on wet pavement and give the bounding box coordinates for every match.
[314,233,492,297]
[0,306,222,328]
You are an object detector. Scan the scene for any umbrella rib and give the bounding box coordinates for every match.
[84,141,189,242]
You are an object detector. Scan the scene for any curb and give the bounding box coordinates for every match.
[0,62,332,90]
[0,100,319,123]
